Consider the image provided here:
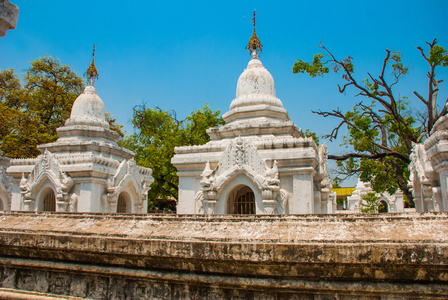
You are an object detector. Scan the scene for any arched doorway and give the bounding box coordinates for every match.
[41,188,56,212]
[378,200,389,213]
[228,186,255,214]
[117,192,131,213]
[0,198,4,211]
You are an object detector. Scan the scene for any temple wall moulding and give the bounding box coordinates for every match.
[103,159,153,213]
[198,137,284,214]
[8,151,153,213]
[19,150,74,211]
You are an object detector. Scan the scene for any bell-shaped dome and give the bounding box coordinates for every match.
[236,59,275,98]
[206,12,302,140]
[231,58,283,110]
[65,85,109,129]
[223,56,289,125]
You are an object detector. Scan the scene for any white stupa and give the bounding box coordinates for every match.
[172,14,333,214]
[7,47,153,213]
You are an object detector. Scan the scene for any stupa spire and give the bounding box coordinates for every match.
[84,44,99,86]
[245,10,263,59]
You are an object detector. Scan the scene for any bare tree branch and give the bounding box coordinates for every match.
[295,39,446,205]
[413,91,428,104]
[328,151,409,163]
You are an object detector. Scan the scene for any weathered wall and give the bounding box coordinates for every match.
[0,212,447,299]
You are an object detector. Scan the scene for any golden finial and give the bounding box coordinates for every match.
[245,10,263,58]
[84,44,99,86]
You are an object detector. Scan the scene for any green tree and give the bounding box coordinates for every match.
[120,103,224,210]
[331,176,342,188]
[303,129,319,145]
[0,56,84,158]
[105,112,125,137]
[24,56,85,137]
[293,39,448,204]
[361,192,382,214]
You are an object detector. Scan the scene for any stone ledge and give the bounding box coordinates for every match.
[1,212,447,298]
[0,211,446,243]
[0,287,84,299]
[1,238,447,282]
[1,258,448,299]
[0,212,447,283]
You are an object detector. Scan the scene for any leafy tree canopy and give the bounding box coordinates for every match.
[303,129,319,145]
[0,56,84,158]
[293,39,448,204]
[120,103,224,210]
[105,112,125,137]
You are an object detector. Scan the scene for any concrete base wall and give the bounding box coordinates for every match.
[0,212,447,299]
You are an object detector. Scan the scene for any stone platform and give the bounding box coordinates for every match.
[0,212,447,299]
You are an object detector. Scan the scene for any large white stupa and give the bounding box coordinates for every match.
[7,48,153,213]
[172,15,333,214]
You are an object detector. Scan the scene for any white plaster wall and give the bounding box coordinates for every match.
[177,176,197,214]
[77,182,105,212]
[292,173,314,214]
[194,177,202,213]
[10,183,21,211]
[437,167,448,211]
[314,189,322,214]
[394,194,405,213]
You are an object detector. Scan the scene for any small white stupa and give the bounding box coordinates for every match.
[345,179,405,213]
[172,13,332,214]
[7,46,153,213]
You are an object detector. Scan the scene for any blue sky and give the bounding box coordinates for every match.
[2,0,447,185]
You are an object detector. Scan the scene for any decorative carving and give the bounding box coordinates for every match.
[318,143,328,178]
[262,199,276,214]
[246,10,263,58]
[19,150,74,209]
[69,193,78,212]
[56,154,120,167]
[277,189,289,213]
[318,143,332,200]
[408,142,440,211]
[104,158,153,212]
[195,191,204,214]
[85,44,99,86]
[409,143,436,185]
[199,137,280,214]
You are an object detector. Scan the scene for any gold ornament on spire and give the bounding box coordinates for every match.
[84,44,99,86]
[245,10,263,58]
